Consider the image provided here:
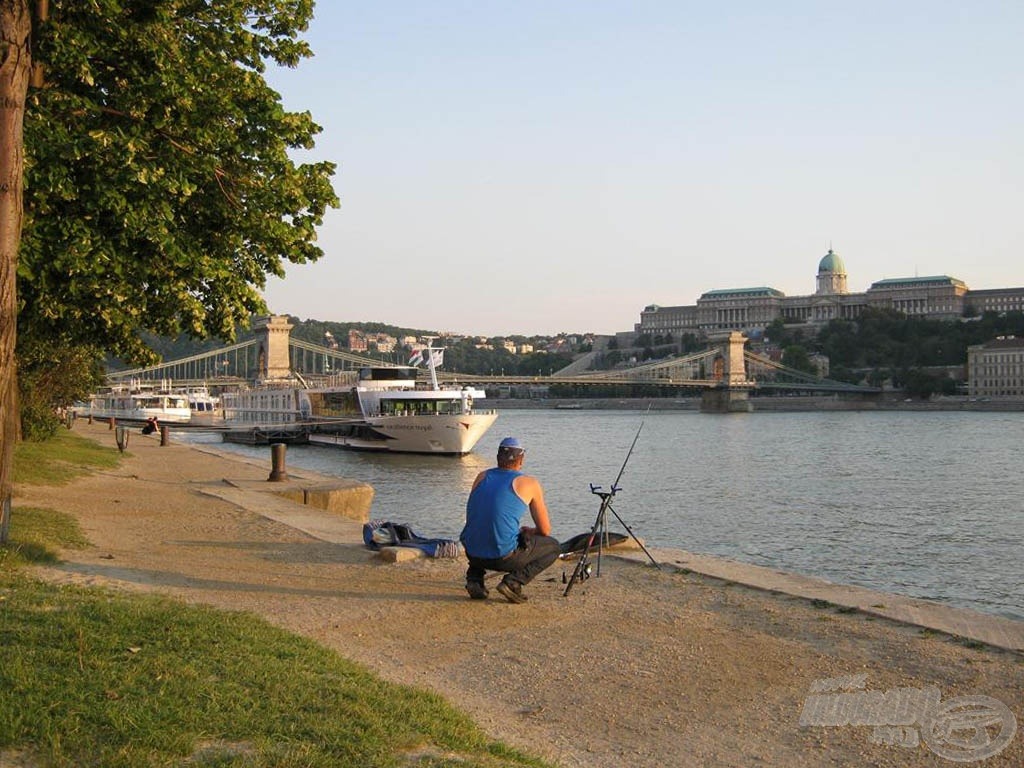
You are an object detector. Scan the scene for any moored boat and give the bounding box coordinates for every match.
[182,385,221,424]
[221,344,496,454]
[87,380,193,424]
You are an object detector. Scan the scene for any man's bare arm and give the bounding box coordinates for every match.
[514,475,551,536]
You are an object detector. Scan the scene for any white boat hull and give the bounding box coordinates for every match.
[87,394,193,424]
[89,405,193,424]
[308,411,498,455]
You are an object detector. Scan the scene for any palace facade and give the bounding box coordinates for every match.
[636,250,1024,339]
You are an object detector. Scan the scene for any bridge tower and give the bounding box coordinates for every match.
[701,331,754,413]
[252,315,294,381]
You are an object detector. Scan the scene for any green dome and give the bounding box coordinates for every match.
[818,248,845,274]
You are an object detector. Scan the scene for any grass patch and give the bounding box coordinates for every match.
[0,507,89,567]
[13,429,122,486]
[0,574,548,768]
[1,438,548,768]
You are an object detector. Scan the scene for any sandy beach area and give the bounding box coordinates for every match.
[14,420,1023,767]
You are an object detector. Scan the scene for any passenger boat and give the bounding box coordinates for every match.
[221,345,497,455]
[87,380,193,424]
[182,385,220,424]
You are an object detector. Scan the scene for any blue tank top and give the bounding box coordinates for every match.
[460,468,526,559]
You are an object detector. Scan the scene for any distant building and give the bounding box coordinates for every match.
[966,289,1024,315]
[370,333,397,353]
[968,336,1024,398]
[348,329,368,352]
[636,249,1024,340]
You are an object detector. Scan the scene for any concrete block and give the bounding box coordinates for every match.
[303,482,375,522]
[273,488,306,506]
[378,546,423,563]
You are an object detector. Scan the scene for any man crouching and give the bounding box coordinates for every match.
[460,437,561,603]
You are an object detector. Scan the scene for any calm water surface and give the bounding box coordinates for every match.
[185,410,1024,621]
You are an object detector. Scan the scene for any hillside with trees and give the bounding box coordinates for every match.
[767,308,1024,396]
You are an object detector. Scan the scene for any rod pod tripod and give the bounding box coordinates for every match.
[563,411,660,597]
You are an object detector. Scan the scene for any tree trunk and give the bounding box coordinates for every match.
[0,0,31,544]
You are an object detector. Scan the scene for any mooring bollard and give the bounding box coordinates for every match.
[160,424,170,446]
[88,414,93,425]
[268,443,288,482]
[115,425,129,453]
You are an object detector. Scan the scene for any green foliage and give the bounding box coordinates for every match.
[19,0,338,365]
[17,339,105,440]
[764,318,789,346]
[816,308,1024,370]
[287,317,434,348]
[895,367,957,399]
[602,349,622,367]
[781,344,816,375]
[443,342,516,375]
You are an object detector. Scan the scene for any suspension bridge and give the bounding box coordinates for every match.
[105,318,879,412]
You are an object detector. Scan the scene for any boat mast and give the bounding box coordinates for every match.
[423,336,440,390]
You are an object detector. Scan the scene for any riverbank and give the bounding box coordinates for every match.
[14,421,1024,767]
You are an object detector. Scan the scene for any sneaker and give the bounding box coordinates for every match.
[465,581,489,600]
[496,579,528,604]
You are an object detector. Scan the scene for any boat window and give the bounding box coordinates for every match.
[307,391,360,417]
[359,367,417,381]
[380,399,457,415]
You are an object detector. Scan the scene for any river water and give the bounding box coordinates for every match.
[184,409,1024,621]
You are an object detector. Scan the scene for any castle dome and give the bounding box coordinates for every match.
[818,248,845,274]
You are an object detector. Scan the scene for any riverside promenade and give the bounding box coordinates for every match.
[16,420,1023,768]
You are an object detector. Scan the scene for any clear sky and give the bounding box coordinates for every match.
[262,1,1023,338]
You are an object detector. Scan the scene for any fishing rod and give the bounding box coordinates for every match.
[563,406,660,597]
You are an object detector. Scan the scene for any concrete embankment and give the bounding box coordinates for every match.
[620,546,1024,654]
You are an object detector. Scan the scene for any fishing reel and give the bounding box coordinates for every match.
[562,562,593,584]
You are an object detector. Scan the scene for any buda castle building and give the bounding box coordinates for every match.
[636,249,1024,340]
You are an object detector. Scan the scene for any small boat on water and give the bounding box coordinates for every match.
[86,380,193,424]
[221,344,497,455]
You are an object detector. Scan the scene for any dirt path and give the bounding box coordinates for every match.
[17,422,1024,767]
